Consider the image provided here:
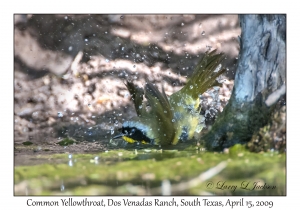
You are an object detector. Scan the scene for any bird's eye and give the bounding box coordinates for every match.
[129,128,136,136]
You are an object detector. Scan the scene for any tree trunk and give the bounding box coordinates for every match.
[203,15,286,151]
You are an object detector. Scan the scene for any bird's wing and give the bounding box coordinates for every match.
[172,49,226,101]
[144,82,175,145]
[125,81,145,117]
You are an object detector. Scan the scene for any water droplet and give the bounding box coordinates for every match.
[68,160,73,167]
[94,156,99,164]
[172,119,175,122]
[105,59,110,63]
[84,38,88,42]
[190,85,193,89]
[181,22,184,26]
[139,105,143,109]
[57,112,63,118]
[161,179,171,195]
[206,45,212,50]
[120,15,124,19]
[201,31,205,36]
[68,46,73,51]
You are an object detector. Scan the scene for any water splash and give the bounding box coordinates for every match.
[57,112,63,118]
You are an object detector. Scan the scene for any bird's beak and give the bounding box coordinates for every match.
[112,133,124,139]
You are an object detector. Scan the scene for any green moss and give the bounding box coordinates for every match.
[247,106,286,152]
[57,138,76,146]
[228,144,247,156]
[14,147,286,196]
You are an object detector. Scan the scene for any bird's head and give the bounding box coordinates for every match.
[113,120,155,145]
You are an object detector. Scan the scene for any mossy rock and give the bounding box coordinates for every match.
[14,145,286,196]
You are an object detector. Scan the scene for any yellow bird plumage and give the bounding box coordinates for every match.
[113,50,226,146]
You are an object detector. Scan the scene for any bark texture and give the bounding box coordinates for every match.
[203,15,286,151]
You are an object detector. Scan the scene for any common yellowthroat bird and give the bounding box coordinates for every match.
[113,49,226,146]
